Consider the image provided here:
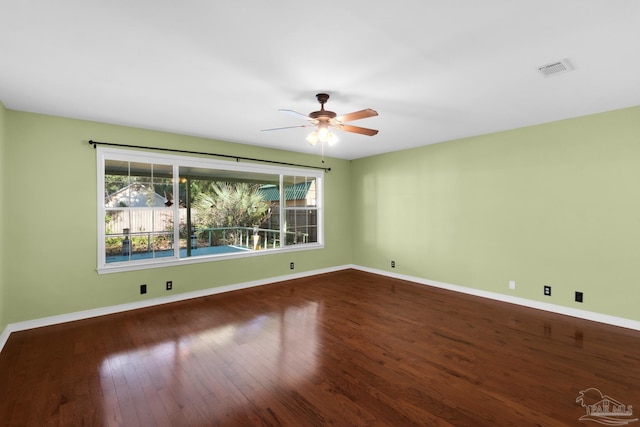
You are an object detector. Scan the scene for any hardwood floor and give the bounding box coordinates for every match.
[1,269,639,426]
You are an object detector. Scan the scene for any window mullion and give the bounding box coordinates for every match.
[97,152,106,267]
[173,164,180,259]
[279,174,285,247]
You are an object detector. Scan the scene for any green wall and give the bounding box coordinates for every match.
[3,105,640,328]
[0,102,6,333]
[3,111,352,324]
[351,106,640,321]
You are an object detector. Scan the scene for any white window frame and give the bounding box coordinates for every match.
[97,147,324,274]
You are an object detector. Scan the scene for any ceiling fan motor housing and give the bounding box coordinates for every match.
[309,110,336,120]
[310,93,336,120]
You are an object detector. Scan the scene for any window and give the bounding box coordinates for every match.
[97,147,323,273]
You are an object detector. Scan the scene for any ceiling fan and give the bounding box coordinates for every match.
[262,93,378,146]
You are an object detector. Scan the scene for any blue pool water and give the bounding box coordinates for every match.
[106,245,250,263]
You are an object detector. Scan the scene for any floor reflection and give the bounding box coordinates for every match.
[98,301,320,423]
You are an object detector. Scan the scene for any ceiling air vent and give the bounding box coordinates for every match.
[537,59,574,78]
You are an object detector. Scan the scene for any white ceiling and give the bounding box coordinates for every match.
[1,1,639,160]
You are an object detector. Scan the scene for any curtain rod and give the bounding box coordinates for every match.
[88,140,331,172]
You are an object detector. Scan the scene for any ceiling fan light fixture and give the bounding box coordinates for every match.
[308,124,339,146]
[306,131,319,145]
[327,132,339,146]
[317,125,330,142]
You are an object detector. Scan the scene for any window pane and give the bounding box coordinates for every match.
[283,176,318,245]
[283,176,316,208]
[177,166,280,258]
[152,163,174,207]
[104,160,175,264]
[286,211,318,245]
[105,161,174,208]
[104,208,175,263]
[105,209,130,262]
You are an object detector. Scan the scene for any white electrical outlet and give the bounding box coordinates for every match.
[509,280,516,290]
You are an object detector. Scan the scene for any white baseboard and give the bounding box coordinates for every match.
[351,265,640,332]
[2,264,639,354]
[0,327,10,354]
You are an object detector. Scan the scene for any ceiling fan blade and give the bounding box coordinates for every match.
[261,124,313,132]
[336,108,378,123]
[338,124,379,136]
[278,109,312,121]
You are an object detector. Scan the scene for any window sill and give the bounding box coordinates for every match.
[97,243,324,274]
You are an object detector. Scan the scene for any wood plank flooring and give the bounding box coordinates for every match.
[1,269,639,426]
